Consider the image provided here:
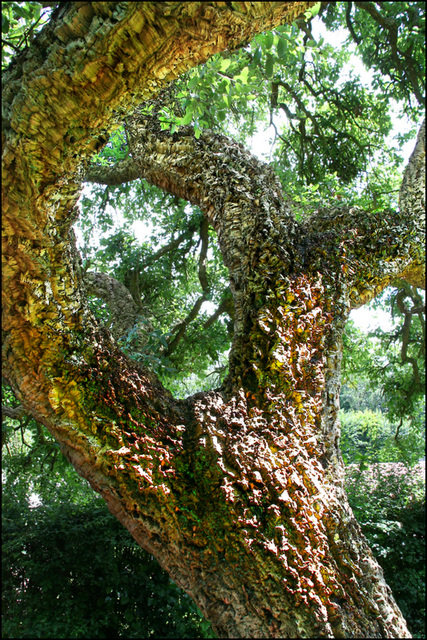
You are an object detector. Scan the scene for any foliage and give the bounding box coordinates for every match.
[2,436,215,639]
[367,286,425,428]
[155,2,424,213]
[321,2,425,117]
[79,184,231,392]
[345,463,425,638]
[1,1,54,68]
[340,410,397,466]
[341,287,425,465]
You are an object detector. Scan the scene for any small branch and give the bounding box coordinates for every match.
[141,223,198,270]
[1,38,22,53]
[2,404,28,420]
[198,217,210,294]
[164,219,211,357]
[164,295,207,357]
[394,417,403,441]
[345,2,361,45]
[395,288,424,386]
[203,294,235,330]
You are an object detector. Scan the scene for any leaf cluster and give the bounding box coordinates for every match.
[1,1,54,68]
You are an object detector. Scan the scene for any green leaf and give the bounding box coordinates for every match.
[219,58,231,72]
[14,6,32,20]
[253,47,262,64]
[305,1,321,18]
[235,66,249,84]
[277,36,287,59]
[180,105,194,126]
[2,15,10,34]
[265,53,274,78]
[264,30,274,50]
[188,76,199,89]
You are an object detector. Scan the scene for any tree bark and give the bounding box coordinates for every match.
[2,2,424,637]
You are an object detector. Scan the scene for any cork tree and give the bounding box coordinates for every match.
[2,2,424,637]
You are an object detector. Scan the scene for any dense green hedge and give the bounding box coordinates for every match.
[345,463,425,638]
[2,481,214,639]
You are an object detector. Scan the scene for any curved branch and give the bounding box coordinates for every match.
[115,108,425,318]
[85,157,141,186]
[345,2,361,45]
[84,271,139,340]
[303,119,425,308]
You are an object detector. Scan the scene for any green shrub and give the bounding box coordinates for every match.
[2,481,214,639]
[345,462,425,638]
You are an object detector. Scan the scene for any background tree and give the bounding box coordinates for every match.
[2,2,425,637]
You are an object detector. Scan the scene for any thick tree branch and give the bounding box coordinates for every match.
[399,119,425,217]
[105,110,426,318]
[84,271,139,340]
[85,157,141,186]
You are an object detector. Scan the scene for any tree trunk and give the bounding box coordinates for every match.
[2,2,424,637]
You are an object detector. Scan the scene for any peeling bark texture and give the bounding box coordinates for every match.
[2,2,424,638]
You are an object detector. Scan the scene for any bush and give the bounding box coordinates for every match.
[2,480,214,639]
[345,462,425,638]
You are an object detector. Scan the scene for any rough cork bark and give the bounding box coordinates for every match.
[2,2,424,637]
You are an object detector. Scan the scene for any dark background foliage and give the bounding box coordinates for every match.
[2,467,215,639]
[345,463,425,638]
